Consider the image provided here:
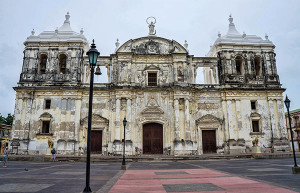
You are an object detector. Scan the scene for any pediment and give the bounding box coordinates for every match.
[250,112,261,117]
[80,114,109,125]
[196,114,223,125]
[144,64,161,71]
[116,36,187,55]
[40,112,52,119]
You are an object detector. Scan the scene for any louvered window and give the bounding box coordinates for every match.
[148,73,157,86]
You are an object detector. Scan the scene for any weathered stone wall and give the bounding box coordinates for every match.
[11,35,288,156]
[12,87,288,155]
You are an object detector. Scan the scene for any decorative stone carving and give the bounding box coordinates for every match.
[198,103,219,110]
[141,96,164,115]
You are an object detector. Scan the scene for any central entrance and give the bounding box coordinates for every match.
[143,123,163,154]
[91,130,102,154]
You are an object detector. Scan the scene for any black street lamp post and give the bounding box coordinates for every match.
[122,117,127,170]
[83,40,100,193]
[284,95,300,174]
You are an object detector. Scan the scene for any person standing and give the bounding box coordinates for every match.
[3,148,8,167]
[51,148,56,162]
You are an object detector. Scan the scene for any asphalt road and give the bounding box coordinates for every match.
[0,158,299,193]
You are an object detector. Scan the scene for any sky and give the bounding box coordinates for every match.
[0,0,300,116]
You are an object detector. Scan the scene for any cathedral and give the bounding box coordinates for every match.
[11,13,289,155]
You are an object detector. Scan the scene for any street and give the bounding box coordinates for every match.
[0,158,299,193]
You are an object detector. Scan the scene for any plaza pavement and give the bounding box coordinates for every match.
[0,158,299,193]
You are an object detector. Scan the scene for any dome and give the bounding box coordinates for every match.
[214,15,274,47]
[24,12,87,44]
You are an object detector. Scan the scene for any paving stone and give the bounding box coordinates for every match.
[163,183,224,192]
[51,171,85,175]
[248,168,284,172]
[0,183,53,192]
[155,171,188,175]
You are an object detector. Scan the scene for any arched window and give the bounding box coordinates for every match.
[254,56,261,76]
[39,54,47,74]
[58,54,67,74]
[235,56,243,75]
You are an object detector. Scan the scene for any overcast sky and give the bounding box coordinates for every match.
[0,0,300,116]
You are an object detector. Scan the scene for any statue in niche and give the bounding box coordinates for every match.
[120,62,127,82]
[252,137,258,147]
[48,138,54,148]
[160,71,168,83]
[138,71,145,84]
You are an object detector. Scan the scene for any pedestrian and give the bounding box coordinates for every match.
[51,148,56,162]
[3,147,8,167]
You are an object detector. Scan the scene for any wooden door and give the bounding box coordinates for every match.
[91,130,102,153]
[202,130,216,153]
[143,123,163,154]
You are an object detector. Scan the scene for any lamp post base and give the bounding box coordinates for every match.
[292,166,300,174]
[121,164,127,170]
[83,186,92,193]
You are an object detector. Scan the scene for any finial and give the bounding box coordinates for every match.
[90,39,96,49]
[242,32,246,38]
[265,33,269,40]
[31,29,35,36]
[55,27,58,34]
[115,38,120,48]
[218,31,221,38]
[229,14,233,24]
[65,12,70,24]
[184,40,188,49]
[80,28,84,35]
[146,16,157,36]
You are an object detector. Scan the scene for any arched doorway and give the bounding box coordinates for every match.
[143,123,163,154]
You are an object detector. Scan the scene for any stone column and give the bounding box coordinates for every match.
[227,100,237,140]
[236,99,241,139]
[115,98,120,141]
[126,98,131,140]
[268,100,279,139]
[222,100,230,153]
[185,99,190,141]
[277,99,287,138]
[174,99,180,141]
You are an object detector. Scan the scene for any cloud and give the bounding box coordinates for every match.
[0,0,300,113]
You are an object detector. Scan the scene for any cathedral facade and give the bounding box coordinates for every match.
[11,13,289,155]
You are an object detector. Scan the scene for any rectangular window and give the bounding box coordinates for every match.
[42,121,50,133]
[148,72,157,86]
[251,101,256,110]
[252,120,259,132]
[45,99,51,109]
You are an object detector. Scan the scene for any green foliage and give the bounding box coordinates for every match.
[0,113,14,125]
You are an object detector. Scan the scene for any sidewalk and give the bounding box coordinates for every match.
[7,152,300,162]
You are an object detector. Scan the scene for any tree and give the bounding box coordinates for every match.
[0,113,14,125]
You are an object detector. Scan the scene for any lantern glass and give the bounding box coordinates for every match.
[123,118,127,127]
[86,40,100,66]
[284,96,290,109]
